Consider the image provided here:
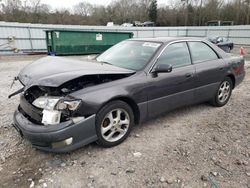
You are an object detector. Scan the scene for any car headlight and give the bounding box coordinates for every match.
[56,99,82,111]
[32,96,60,110]
[32,96,81,111]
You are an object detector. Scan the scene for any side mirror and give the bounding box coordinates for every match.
[153,64,173,74]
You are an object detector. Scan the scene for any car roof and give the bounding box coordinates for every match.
[129,37,204,44]
[127,37,230,59]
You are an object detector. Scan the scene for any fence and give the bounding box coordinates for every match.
[0,21,250,54]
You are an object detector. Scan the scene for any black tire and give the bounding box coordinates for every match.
[226,46,231,53]
[95,100,134,147]
[210,77,233,107]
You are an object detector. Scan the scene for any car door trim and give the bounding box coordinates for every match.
[148,39,203,74]
[147,81,219,104]
[147,87,195,103]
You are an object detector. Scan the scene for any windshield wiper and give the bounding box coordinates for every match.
[97,60,135,71]
[100,61,113,66]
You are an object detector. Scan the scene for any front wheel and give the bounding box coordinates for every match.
[211,77,233,107]
[95,101,134,147]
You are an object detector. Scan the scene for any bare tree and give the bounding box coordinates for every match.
[74,1,93,16]
[0,0,249,26]
[245,0,250,24]
[2,0,22,13]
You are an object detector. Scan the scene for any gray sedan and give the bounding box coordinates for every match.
[208,36,234,53]
[10,37,245,152]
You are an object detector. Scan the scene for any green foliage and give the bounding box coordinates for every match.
[149,0,157,23]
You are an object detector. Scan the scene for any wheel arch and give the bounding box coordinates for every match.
[99,96,140,125]
[226,74,235,89]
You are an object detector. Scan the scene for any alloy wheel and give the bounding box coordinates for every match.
[218,81,231,103]
[101,108,130,142]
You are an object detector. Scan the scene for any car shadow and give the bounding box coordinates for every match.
[69,102,213,155]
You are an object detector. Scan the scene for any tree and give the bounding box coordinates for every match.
[1,0,24,22]
[0,0,3,10]
[2,0,22,14]
[245,0,250,24]
[28,0,51,23]
[74,1,93,16]
[0,0,3,20]
[148,0,157,23]
[0,0,249,26]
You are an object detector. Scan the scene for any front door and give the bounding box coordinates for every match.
[147,42,196,118]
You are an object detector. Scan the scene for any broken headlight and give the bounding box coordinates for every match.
[32,96,81,111]
[56,100,82,111]
[32,96,60,110]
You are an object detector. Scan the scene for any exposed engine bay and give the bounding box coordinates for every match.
[24,73,130,101]
[18,73,132,126]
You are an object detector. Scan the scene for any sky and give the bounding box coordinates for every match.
[40,0,169,9]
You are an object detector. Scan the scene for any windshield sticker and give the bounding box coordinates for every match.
[142,42,160,48]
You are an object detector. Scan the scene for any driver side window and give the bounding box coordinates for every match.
[156,42,192,68]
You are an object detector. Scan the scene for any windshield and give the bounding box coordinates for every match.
[96,40,162,71]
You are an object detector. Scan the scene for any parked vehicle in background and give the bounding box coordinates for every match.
[207,20,234,26]
[121,23,133,27]
[208,36,234,53]
[106,22,114,26]
[143,21,155,27]
[133,21,143,27]
[10,37,245,152]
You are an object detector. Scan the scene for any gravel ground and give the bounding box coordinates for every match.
[0,55,249,188]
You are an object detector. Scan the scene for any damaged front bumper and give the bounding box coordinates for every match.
[13,110,98,153]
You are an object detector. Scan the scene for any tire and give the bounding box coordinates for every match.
[95,100,134,147]
[210,77,233,107]
[226,46,231,53]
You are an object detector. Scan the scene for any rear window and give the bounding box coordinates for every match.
[188,42,218,64]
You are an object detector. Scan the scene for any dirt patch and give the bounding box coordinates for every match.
[0,57,249,188]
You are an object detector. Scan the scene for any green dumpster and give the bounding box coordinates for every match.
[45,30,133,55]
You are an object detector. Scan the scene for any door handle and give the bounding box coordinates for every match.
[185,73,193,78]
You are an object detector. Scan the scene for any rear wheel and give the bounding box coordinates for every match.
[225,46,231,53]
[211,77,233,107]
[96,101,134,147]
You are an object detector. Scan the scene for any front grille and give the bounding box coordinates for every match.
[19,94,43,125]
[18,106,42,125]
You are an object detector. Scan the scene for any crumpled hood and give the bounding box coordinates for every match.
[18,56,134,89]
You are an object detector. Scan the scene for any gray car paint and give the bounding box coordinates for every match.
[147,65,196,117]
[18,38,245,121]
[67,39,242,121]
[13,37,245,152]
[18,56,135,88]
[14,110,97,152]
[68,38,244,121]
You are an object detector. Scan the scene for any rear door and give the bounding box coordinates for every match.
[147,42,196,118]
[187,41,227,103]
